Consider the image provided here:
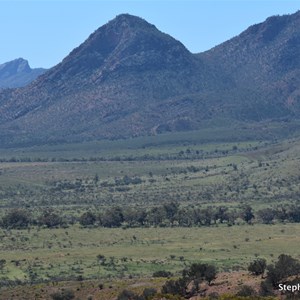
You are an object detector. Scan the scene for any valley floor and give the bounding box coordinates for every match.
[1,131,300,299]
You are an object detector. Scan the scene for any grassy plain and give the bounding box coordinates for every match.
[1,128,300,298]
[0,224,299,299]
[1,224,300,281]
[1,134,300,210]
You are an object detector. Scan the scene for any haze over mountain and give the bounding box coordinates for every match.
[0,12,300,146]
[0,58,46,88]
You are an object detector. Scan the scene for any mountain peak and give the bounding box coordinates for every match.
[46,13,193,84]
[0,58,30,74]
[0,58,46,88]
[106,13,157,32]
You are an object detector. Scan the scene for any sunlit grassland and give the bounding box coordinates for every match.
[0,130,300,298]
[0,224,299,281]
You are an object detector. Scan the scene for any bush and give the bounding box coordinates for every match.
[259,253,300,297]
[142,288,157,299]
[152,270,172,278]
[38,209,63,228]
[236,285,257,297]
[162,263,218,298]
[2,209,31,229]
[117,289,143,300]
[257,208,275,224]
[50,289,75,300]
[259,280,274,296]
[161,278,187,296]
[183,263,217,285]
[79,211,97,226]
[100,207,124,227]
[266,254,300,287]
[248,258,267,276]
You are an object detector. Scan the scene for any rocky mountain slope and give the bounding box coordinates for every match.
[0,58,46,88]
[199,10,300,121]
[0,12,300,145]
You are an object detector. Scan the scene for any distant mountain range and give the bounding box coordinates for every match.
[0,58,46,88]
[0,12,300,146]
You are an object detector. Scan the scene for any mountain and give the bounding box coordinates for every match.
[0,14,229,145]
[0,58,46,88]
[199,10,300,121]
[0,12,300,146]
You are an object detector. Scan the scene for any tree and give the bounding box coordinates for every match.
[96,254,106,267]
[288,205,300,222]
[162,263,218,298]
[257,208,275,224]
[100,207,124,227]
[2,209,31,229]
[152,270,172,278]
[177,208,193,226]
[183,263,217,285]
[79,211,96,226]
[204,264,218,285]
[146,206,166,226]
[199,208,214,226]
[163,201,179,223]
[259,280,275,296]
[38,209,63,228]
[123,207,146,227]
[241,205,255,224]
[248,258,267,277]
[266,254,300,287]
[215,206,229,223]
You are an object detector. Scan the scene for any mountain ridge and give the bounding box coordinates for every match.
[0,12,300,146]
[0,58,46,88]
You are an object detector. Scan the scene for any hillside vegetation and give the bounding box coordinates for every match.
[1,12,300,145]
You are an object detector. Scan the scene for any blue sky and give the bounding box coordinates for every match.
[1,0,300,68]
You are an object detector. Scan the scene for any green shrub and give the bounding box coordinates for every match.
[152,270,172,278]
[248,258,267,276]
[236,285,257,297]
[50,289,75,300]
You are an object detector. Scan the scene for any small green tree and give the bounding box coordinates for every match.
[38,209,63,228]
[152,270,172,278]
[248,258,267,277]
[79,211,96,226]
[266,254,300,287]
[2,208,31,229]
[257,208,275,224]
[183,263,217,285]
[100,206,124,227]
[162,262,218,298]
[241,205,255,224]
